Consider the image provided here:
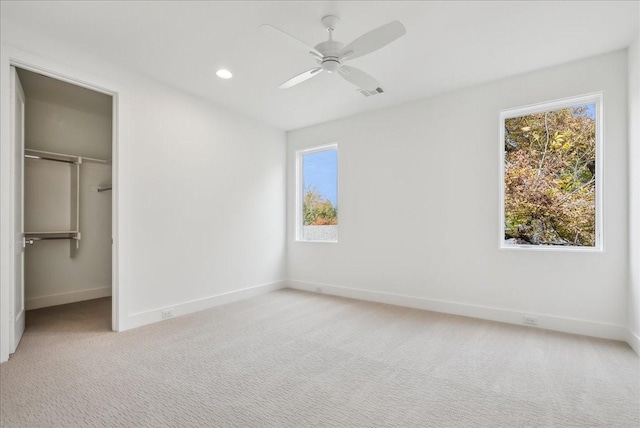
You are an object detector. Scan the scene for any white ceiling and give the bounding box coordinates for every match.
[2,1,638,131]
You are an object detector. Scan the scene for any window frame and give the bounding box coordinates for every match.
[295,143,339,243]
[498,93,604,252]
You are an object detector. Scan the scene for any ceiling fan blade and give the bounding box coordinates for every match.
[279,67,323,89]
[261,24,323,59]
[339,20,406,61]
[338,65,382,92]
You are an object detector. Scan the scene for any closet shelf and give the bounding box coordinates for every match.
[24,233,80,245]
[24,148,83,257]
[25,231,81,245]
[26,236,78,242]
[25,231,78,235]
[25,148,109,164]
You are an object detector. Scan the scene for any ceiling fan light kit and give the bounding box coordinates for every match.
[264,15,406,96]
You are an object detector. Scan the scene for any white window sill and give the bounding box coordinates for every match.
[500,243,603,253]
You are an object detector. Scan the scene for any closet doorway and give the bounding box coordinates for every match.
[9,65,117,355]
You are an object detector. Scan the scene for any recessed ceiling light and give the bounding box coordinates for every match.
[216,69,233,79]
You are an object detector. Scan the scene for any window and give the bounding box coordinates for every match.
[500,94,602,250]
[296,144,338,242]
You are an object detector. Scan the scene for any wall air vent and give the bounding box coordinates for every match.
[358,87,384,97]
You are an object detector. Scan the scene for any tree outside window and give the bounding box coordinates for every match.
[297,145,338,242]
[501,96,601,249]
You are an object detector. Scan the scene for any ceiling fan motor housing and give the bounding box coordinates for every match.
[316,39,344,73]
[321,58,340,73]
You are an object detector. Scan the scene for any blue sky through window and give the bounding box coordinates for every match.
[585,103,595,119]
[577,103,596,119]
[303,149,337,206]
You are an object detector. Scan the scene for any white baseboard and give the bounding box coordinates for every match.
[124,280,286,331]
[286,280,628,342]
[628,329,640,356]
[26,286,112,310]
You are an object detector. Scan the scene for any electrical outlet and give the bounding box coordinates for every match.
[315,286,323,293]
[523,315,538,326]
[161,308,174,319]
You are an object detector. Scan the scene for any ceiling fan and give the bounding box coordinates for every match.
[262,16,406,95]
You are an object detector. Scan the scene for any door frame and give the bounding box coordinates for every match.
[0,47,122,363]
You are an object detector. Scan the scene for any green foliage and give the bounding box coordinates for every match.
[303,187,338,226]
[504,106,596,246]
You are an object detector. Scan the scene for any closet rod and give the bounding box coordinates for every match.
[25,236,78,245]
[25,154,77,164]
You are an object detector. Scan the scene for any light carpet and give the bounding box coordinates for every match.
[1,289,638,427]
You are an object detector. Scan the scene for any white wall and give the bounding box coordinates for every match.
[120,82,286,318]
[1,23,286,361]
[287,51,629,340]
[628,26,640,353]
[23,95,112,160]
